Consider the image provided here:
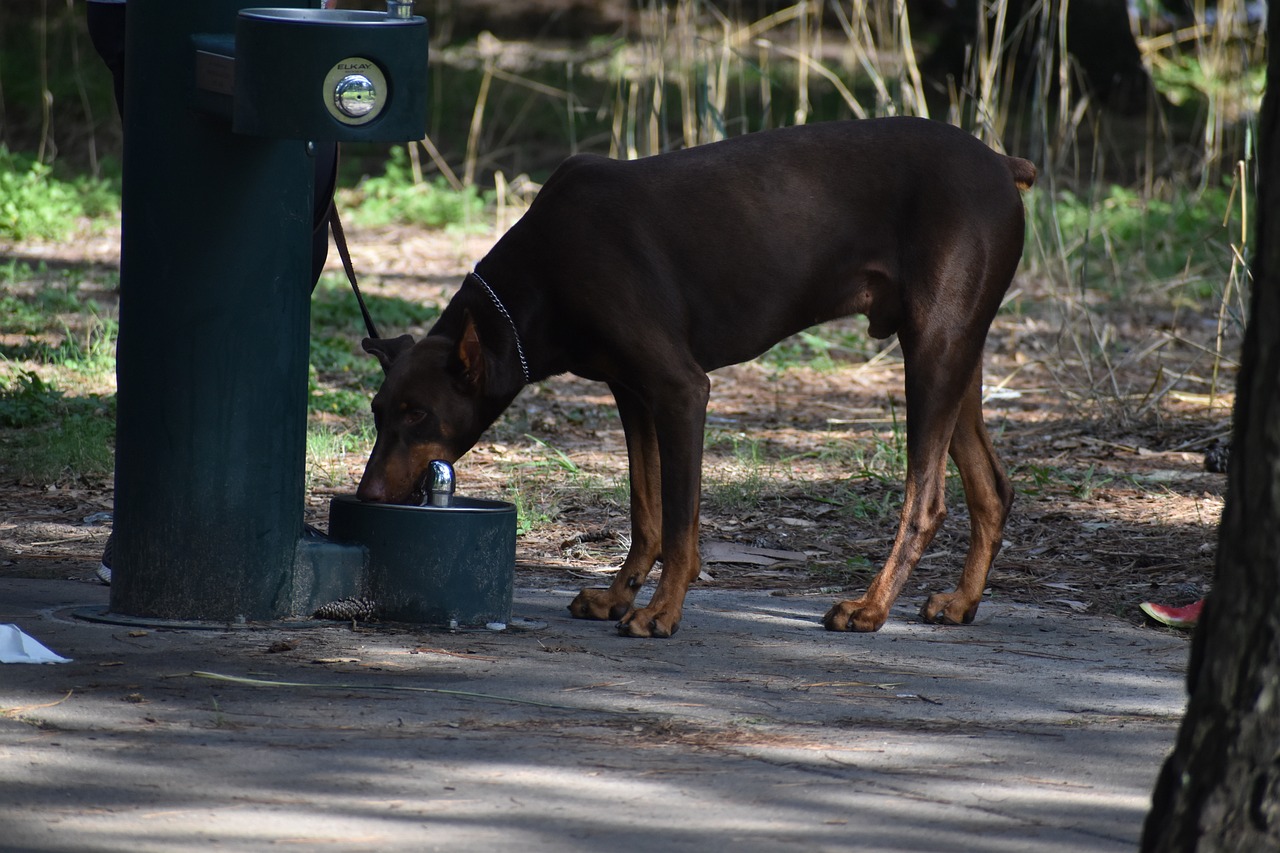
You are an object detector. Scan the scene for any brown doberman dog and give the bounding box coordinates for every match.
[358,116,1036,638]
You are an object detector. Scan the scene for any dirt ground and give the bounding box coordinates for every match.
[0,220,1229,626]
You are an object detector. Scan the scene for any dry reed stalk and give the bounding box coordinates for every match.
[407,136,424,184]
[1054,0,1073,154]
[830,1,890,114]
[758,39,868,120]
[794,0,811,125]
[464,56,494,187]
[757,39,773,128]
[690,2,732,142]
[967,0,1011,144]
[726,2,806,50]
[625,78,641,159]
[494,169,507,233]
[894,0,929,118]
[608,78,626,160]
[649,35,664,154]
[676,0,696,148]
[1211,159,1252,405]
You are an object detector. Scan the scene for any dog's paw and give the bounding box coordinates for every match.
[920,592,979,625]
[568,587,632,621]
[822,598,888,632]
[616,607,679,639]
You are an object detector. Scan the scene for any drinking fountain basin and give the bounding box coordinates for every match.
[328,495,516,627]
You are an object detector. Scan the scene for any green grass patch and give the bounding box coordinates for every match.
[305,422,372,491]
[1013,462,1115,500]
[0,260,119,384]
[0,371,68,428]
[764,327,872,371]
[0,147,120,241]
[0,261,93,330]
[0,371,115,483]
[703,430,780,513]
[807,553,877,587]
[339,146,492,230]
[308,275,441,416]
[0,315,119,382]
[1149,53,1265,115]
[494,436,625,536]
[37,314,118,376]
[507,476,555,537]
[310,274,443,336]
[0,257,119,484]
[520,434,582,475]
[1029,180,1248,300]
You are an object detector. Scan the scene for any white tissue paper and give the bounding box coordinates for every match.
[0,624,72,664]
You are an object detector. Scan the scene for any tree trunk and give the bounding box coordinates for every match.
[1141,6,1280,850]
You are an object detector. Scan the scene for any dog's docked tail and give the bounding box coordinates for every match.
[1005,157,1037,192]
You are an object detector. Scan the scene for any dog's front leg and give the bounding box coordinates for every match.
[568,383,664,622]
[615,374,710,638]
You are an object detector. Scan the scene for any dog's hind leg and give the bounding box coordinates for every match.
[568,382,664,622]
[921,365,1013,624]
[823,312,986,632]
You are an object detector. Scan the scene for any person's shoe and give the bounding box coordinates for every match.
[96,533,113,585]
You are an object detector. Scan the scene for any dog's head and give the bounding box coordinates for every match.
[356,315,496,504]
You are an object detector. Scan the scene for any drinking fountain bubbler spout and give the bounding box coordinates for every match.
[425,460,456,508]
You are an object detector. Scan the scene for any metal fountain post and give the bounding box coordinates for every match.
[108,0,427,622]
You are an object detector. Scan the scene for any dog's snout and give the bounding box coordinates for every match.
[355,473,388,503]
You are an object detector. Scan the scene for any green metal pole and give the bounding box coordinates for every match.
[111,0,315,621]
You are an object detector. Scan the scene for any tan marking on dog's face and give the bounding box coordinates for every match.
[357,436,459,504]
[357,338,481,504]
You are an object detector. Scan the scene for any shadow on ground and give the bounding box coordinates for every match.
[1,578,1188,852]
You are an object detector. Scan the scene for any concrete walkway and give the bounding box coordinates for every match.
[1,578,1188,852]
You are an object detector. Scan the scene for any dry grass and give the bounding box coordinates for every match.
[418,0,1258,425]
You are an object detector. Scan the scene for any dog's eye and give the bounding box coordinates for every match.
[404,410,428,426]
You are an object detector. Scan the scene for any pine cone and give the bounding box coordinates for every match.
[1204,443,1230,474]
[313,597,380,621]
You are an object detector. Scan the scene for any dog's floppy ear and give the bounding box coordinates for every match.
[458,312,486,389]
[362,334,416,375]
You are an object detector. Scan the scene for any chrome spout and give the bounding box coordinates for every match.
[425,460,456,507]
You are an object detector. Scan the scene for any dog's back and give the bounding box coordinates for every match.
[491,118,1032,371]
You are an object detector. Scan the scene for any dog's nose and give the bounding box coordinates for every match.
[355,476,386,503]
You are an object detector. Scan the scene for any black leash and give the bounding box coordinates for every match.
[328,203,381,341]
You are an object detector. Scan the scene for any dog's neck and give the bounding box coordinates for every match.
[466,270,531,386]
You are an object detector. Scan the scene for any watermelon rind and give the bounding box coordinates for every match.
[1139,599,1204,628]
